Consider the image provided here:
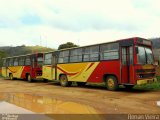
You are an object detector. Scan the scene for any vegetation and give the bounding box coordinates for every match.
[0,45,54,57]
[134,76,160,90]
[150,38,160,49]
[58,42,79,50]
[150,38,160,60]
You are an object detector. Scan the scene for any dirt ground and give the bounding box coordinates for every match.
[0,77,160,115]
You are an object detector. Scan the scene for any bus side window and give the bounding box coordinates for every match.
[100,43,119,60]
[19,57,25,66]
[83,45,99,62]
[44,53,52,65]
[25,56,31,65]
[3,59,6,67]
[9,58,13,66]
[6,59,9,67]
[70,48,82,63]
[90,46,99,61]
[129,46,133,64]
[13,58,18,66]
[83,47,90,62]
[58,51,69,63]
[122,48,127,65]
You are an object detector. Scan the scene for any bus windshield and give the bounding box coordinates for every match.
[137,46,154,64]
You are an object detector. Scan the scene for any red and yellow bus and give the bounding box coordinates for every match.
[2,53,43,82]
[42,37,156,90]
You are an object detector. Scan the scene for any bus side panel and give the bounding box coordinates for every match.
[7,66,24,78]
[21,66,31,79]
[42,65,53,80]
[87,61,120,83]
[2,67,7,77]
[56,62,100,82]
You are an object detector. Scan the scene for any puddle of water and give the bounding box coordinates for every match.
[0,101,34,114]
[157,101,160,107]
[0,93,102,120]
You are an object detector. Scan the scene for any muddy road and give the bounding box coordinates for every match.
[0,78,160,114]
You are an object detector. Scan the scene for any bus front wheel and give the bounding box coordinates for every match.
[60,75,72,87]
[105,76,119,91]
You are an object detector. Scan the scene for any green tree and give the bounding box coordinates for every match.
[58,42,79,50]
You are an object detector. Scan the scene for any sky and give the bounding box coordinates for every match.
[0,0,160,49]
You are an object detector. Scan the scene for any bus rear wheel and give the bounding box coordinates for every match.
[9,74,14,80]
[105,76,119,91]
[60,75,72,87]
[27,74,33,82]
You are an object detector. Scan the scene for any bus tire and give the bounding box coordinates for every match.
[9,74,14,80]
[77,82,86,87]
[27,74,32,82]
[60,75,72,87]
[105,76,119,91]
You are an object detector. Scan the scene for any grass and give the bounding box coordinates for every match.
[134,76,160,90]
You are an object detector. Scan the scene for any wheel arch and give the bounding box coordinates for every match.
[59,73,67,80]
[25,73,30,79]
[103,74,119,84]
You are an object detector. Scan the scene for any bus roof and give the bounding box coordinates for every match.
[2,52,43,59]
[43,37,148,54]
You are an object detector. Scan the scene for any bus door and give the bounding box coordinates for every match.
[51,53,57,80]
[121,46,134,84]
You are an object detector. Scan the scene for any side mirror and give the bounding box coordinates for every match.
[135,47,139,54]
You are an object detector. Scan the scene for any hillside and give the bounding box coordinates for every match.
[0,45,54,57]
[150,38,160,60]
[0,45,55,66]
[150,38,160,49]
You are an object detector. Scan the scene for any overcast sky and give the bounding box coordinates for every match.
[0,0,160,49]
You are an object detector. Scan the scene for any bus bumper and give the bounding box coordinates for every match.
[137,78,157,85]
[36,76,43,79]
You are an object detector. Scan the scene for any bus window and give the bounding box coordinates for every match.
[100,43,119,60]
[137,46,154,64]
[137,46,146,64]
[37,55,43,66]
[44,53,52,65]
[9,59,13,66]
[13,58,18,66]
[129,46,133,64]
[83,45,99,62]
[25,56,31,65]
[122,48,127,65]
[90,46,99,61]
[70,48,82,62]
[19,57,25,66]
[58,50,69,63]
[2,59,6,67]
[83,47,90,62]
[145,48,154,64]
